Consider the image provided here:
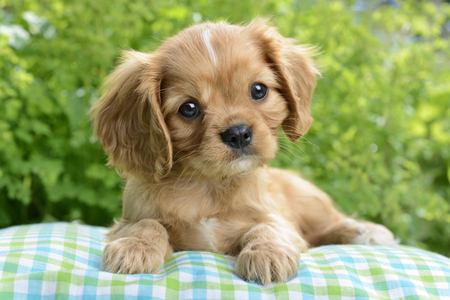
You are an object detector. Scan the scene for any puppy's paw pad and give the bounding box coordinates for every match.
[102,237,164,274]
[235,242,299,285]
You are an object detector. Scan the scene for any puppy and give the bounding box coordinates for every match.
[90,19,396,285]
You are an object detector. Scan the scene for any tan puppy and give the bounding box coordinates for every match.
[90,19,396,285]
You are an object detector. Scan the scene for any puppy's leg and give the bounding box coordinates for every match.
[102,219,172,274]
[235,216,308,285]
[268,168,397,247]
[307,218,397,246]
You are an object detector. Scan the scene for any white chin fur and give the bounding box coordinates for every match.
[228,158,255,174]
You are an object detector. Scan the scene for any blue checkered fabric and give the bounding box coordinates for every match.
[1,222,450,299]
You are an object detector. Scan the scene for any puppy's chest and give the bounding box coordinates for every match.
[163,185,258,253]
[195,217,221,252]
[169,215,238,254]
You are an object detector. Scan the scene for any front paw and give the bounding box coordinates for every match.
[102,237,165,274]
[235,241,300,285]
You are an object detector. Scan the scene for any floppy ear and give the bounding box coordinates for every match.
[90,50,172,181]
[245,19,320,142]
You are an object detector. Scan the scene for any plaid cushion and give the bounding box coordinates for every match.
[1,223,449,299]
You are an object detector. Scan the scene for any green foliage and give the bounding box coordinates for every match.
[272,1,450,255]
[1,0,449,255]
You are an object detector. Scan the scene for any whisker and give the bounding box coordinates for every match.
[275,147,295,165]
[172,144,203,165]
[277,144,310,164]
[174,160,197,189]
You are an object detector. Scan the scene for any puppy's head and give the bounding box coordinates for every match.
[90,19,319,181]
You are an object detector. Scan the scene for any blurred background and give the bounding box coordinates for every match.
[1,0,449,255]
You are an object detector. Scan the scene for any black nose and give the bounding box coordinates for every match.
[221,124,253,149]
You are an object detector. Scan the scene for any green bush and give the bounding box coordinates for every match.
[1,0,449,255]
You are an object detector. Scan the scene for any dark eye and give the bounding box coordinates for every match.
[178,102,200,119]
[250,83,268,101]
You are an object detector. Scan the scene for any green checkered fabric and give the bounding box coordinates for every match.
[1,222,450,299]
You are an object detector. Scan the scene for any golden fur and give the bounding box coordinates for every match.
[90,19,396,285]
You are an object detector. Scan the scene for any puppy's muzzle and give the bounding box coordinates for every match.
[222,124,252,150]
